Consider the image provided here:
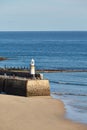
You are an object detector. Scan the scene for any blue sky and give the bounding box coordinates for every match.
[0,0,87,31]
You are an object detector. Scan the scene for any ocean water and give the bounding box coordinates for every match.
[0,31,87,124]
[44,72,87,124]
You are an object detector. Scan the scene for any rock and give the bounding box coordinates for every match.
[0,57,7,61]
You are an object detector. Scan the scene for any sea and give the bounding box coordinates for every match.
[0,31,87,124]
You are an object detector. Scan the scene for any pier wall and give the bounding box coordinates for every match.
[27,80,50,96]
[0,77,50,97]
[0,69,40,78]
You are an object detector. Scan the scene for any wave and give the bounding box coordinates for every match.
[50,80,87,86]
[52,92,87,96]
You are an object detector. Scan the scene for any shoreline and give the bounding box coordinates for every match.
[0,94,87,130]
[52,94,87,125]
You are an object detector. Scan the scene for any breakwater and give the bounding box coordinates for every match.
[0,75,50,97]
[0,68,87,74]
[0,69,41,78]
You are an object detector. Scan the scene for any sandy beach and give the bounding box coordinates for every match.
[0,94,87,130]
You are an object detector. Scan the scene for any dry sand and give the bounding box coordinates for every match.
[0,94,87,130]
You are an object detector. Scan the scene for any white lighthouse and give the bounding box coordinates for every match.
[30,59,35,78]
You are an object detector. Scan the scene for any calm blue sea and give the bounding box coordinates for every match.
[0,31,87,124]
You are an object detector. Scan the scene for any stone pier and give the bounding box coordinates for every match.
[0,76,50,97]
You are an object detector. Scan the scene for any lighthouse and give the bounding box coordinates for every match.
[30,59,35,78]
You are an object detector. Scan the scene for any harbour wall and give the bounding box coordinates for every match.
[0,69,40,78]
[0,76,50,97]
[27,80,50,96]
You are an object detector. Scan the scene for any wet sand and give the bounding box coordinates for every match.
[0,94,87,130]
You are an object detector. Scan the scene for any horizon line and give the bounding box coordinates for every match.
[0,30,87,32]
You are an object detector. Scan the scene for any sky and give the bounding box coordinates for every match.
[0,0,87,31]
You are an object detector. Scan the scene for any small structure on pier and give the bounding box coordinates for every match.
[30,59,43,80]
[30,59,35,79]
